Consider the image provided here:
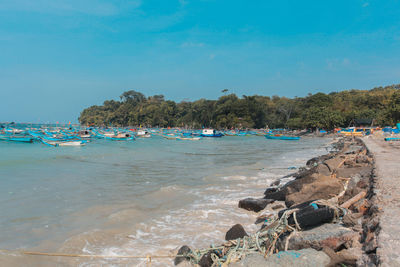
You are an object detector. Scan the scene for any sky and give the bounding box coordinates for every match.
[1,0,400,123]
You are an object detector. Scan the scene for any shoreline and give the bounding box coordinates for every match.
[176,136,381,266]
[0,136,330,266]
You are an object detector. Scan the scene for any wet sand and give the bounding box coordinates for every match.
[363,136,400,266]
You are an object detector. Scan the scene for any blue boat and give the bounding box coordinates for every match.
[265,134,300,140]
[0,135,34,143]
[385,137,400,141]
[200,129,224,137]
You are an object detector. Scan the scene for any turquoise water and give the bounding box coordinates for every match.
[0,135,330,265]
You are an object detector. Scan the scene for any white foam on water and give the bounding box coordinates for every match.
[54,138,334,266]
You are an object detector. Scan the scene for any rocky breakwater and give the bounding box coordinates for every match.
[175,137,379,266]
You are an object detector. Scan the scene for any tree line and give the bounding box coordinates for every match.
[78,84,400,130]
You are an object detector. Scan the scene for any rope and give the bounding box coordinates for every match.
[0,190,351,266]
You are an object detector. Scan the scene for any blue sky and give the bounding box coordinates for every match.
[1,0,400,123]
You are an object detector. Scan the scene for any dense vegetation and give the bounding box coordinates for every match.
[79,84,400,129]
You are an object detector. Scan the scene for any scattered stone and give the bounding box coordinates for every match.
[238,198,274,212]
[264,188,286,201]
[316,164,331,176]
[229,248,331,267]
[281,223,359,251]
[344,145,364,154]
[174,245,192,266]
[306,154,334,168]
[323,247,362,267]
[324,156,345,172]
[342,212,363,227]
[285,174,344,207]
[336,166,370,179]
[198,251,213,267]
[356,155,371,164]
[225,224,248,241]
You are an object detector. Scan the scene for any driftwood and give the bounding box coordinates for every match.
[340,191,366,209]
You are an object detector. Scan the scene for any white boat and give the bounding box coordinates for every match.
[57,141,86,146]
[136,130,151,138]
[43,140,87,147]
[200,129,224,137]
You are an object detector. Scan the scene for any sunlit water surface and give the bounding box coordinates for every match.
[0,135,331,266]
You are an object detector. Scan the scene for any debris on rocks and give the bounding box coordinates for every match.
[174,137,378,267]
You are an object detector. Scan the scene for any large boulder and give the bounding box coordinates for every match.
[264,188,286,201]
[324,156,345,172]
[316,164,331,176]
[285,174,344,207]
[225,224,248,241]
[238,198,274,212]
[174,245,192,266]
[229,248,331,267]
[336,166,372,179]
[279,223,360,251]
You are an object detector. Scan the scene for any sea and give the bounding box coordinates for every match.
[0,133,332,266]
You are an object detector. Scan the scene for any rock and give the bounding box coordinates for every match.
[344,145,364,154]
[364,234,377,253]
[322,247,362,267]
[281,223,359,251]
[353,199,370,214]
[229,248,331,267]
[324,156,345,172]
[238,198,274,212]
[285,174,344,207]
[225,224,248,241]
[270,180,280,186]
[293,167,317,179]
[264,188,286,201]
[342,212,363,227]
[316,164,331,176]
[306,154,334,168]
[174,245,192,266]
[356,155,371,164]
[198,251,213,267]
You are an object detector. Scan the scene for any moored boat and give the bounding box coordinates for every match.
[200,129,223,137]
[0,135,34,143]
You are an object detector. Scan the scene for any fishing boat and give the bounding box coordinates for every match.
[385,137,400,141]
[136,130,152,138]
[0,135,34,143]
[93,130,135,141]
[41,139,87,147]
[265,134,300,140]
[162,134,179,140]
[200,129,223,137]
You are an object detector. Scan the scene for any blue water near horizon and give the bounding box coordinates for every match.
[0,135,331,264]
